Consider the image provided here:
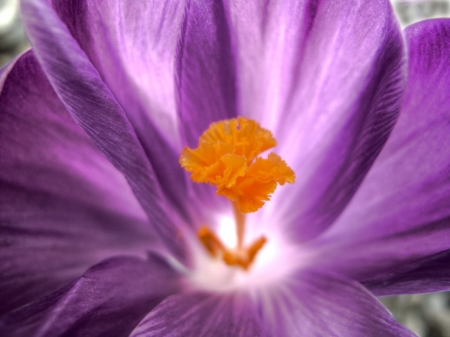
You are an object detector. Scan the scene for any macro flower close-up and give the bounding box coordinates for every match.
[1,0,450,336]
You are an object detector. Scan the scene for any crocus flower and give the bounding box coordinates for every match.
[1,0,450,335]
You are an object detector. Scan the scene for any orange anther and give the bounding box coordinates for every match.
[197,226,267,270]
[198,226,225,257]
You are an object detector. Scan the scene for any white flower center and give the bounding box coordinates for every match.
[185,214,300,293]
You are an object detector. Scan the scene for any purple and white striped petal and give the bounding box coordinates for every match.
[51,0,185,146]
[130,292,266,337]
[51,0,194,218]
[226,0,406,242]
[257,270,416,336]
[176,0,239,147]
[313,19,450,296]
[363,248,450,296]
[0,256,181,337]
[20,0,188,258]
[0,51,152,315]
[174,0,241,213]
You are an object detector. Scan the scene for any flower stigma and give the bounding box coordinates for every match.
[180,117,295,271]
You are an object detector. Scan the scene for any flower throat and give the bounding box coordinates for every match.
[180,117,295,270]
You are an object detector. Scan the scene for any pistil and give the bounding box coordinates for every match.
[180,117,295,270]
[232,202,245,249]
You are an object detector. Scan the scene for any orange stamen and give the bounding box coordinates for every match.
[197,226,267,270]
[198,226,226,257]
[232,202,245,249]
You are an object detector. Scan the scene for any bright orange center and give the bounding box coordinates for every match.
[179,117,295,269]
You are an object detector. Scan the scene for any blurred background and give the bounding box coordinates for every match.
[0,0,450,336]
[0,0,27,67]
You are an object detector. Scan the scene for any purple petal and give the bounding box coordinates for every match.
[257,270,415,336]
[176,0,238,147]
[130,292,266,337]
[0,51,152,315]
[51,0,194,217]
[0,55,18,87]
[363,248,450,296]
[51,0,184,145]
[0,255,181,337]
[20,0,188,257]
[227,0,406,241]
[312,19,450,295]
[174,0,240,210]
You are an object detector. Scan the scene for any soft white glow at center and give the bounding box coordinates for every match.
[218,216,237,248]
[186,213,314,293]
